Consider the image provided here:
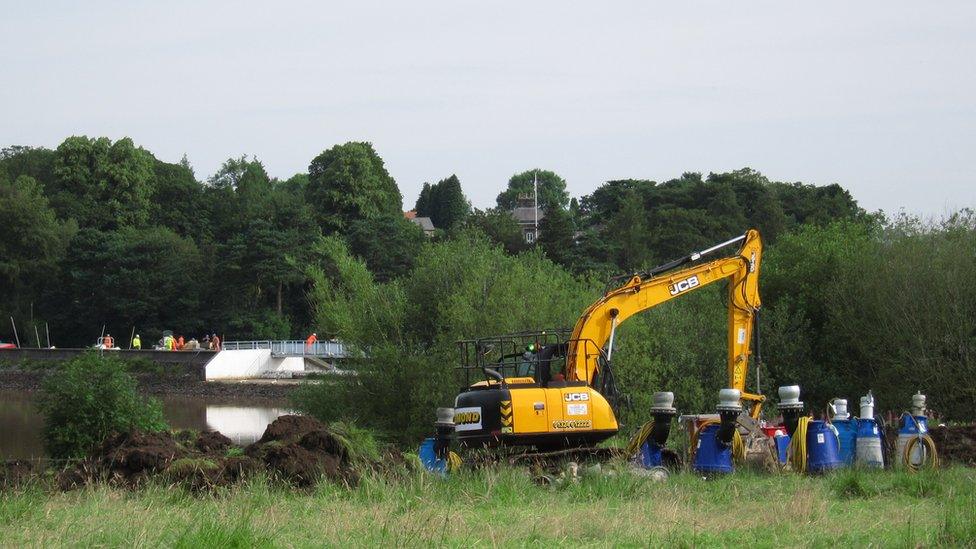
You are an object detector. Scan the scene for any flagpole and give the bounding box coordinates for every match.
[533,172,539,239]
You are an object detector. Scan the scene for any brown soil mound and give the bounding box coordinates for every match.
[165,458,222,491]
[928,425,976,466]
[257,415,326,443]
[46,415,363,491]
[97,431,187,482]
[222,456,262,483]
[246,415,357,487]
[195,431,232,454]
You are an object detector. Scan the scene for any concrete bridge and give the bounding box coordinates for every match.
[206,340,354,380]
[220,340,350,358]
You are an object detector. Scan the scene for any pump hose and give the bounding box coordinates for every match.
[447,451,463,472]
[689,419,745,464]
[625,420,655,458]
[901,414,939,472]
[787,416,811,473]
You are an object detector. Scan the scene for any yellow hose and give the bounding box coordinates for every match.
[901,415,939,473]
[787,416,811,473]
[689,419,745,465]
[447,451,462,472]
[625,420,656,458]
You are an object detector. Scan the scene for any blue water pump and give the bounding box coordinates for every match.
[779,385,842,473]
[829,398,857,465]
[896,392,930,468]
[639,392,677,468]
[419,407,455,474]
[806,420,843,473]
[693,389,742,474]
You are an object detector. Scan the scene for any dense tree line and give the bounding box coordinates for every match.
[4,135,969,436]
[2,136,856,348]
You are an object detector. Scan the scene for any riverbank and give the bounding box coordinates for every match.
[2,467,974,546]
[0,389,295,459]
[0,369,301,399]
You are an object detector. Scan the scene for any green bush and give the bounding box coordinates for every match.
[36,352,167,459]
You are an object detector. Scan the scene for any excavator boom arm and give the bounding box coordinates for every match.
[566,229,764,414]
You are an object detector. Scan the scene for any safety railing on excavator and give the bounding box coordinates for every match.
[455,330,607,388]
[221,340,351,358]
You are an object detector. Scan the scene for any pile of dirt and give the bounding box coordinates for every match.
[928,424,976,466]
[97,431,187,481]
[255,415,325,443]
[195,431,232,454]
[245,415,357,487]
[52,415,360,491]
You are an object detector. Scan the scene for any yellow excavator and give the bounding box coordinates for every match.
[451,229,763,450]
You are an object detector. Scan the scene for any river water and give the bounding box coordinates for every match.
[0,390,293,459]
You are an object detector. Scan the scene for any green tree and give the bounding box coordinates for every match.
[48,227,205,345]
[709,168,788,241]
[0,175,75,319]
[537,205,575,269]
[465,208,527,254]
[0,146,56,185]
[149,157,206,238]
[37,353,167,459]
[205,158,323,338]
[771,181,862,227]
[306,142,403,232]
[49,136,155,229]
[496,169,569,211]
[345,215,425,282]
[416,174,470,230]
[605,190,652,270]
[414,182,433,216]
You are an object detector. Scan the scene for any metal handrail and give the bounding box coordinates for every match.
[220,339,351,358]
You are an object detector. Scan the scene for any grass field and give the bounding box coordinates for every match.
[2,466,975,547]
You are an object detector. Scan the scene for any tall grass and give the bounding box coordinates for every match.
[0,467,973,547]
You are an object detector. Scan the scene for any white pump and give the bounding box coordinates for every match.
[859,391,875,419]
[829,399,850,421]
[855,391,883,468]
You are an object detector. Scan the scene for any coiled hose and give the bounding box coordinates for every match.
[447,451,462,472]
[787,416,811,473]
[625,420,656,458]
[689,419,745,464]
[901,414,939,472]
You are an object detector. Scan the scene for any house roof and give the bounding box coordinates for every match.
[410,216,435,231]
[403,210,417,219]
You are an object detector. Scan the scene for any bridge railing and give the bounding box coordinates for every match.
[221,340,351,358]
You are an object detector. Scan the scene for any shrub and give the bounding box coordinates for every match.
[36,352,167,459]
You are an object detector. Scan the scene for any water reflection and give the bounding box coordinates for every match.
[205,405,292,445]
[0,389,292,459]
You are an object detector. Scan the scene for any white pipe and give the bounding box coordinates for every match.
[606,316,619,362]
[691,234,747,261]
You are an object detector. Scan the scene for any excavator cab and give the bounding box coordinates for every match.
[453,331,619,449]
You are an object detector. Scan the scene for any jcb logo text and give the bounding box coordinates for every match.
[668,275,700,296]
[564,393,589,402]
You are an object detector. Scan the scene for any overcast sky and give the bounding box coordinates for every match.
[2,2,973,216]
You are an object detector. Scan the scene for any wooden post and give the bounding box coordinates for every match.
[9,317,20,348]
